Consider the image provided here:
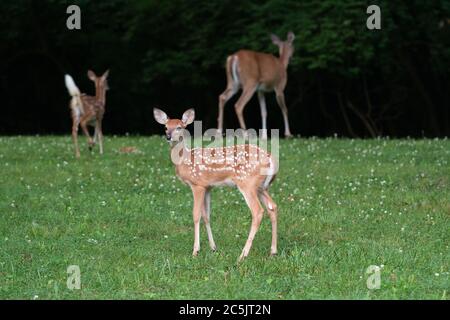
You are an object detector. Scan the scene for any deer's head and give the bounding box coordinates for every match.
[87,69,110,92]
[153,108,195,143]
[270,32,295,67]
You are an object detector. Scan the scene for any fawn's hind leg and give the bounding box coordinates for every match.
[191,186,206,256]
[72,118,81,158]
[80,118,94,151]
[259,190,278,256]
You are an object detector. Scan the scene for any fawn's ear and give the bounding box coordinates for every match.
[287,31,295,43]
[270,34,282,46]
[102,69,110,80]
[182,108,195,126]
[87,70,97,81]
[153,108,168,125]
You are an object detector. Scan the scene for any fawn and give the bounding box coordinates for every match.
[64,70,109,157]
[154,108,279,261]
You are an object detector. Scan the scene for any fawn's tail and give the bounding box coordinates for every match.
[64,74,83,112]
[64,74,81,97]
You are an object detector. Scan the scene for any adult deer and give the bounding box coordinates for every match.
[218,32,295,139]
[64,70,109,157]
[153,108,279,261]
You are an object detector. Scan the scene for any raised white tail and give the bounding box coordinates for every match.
[64,74,80,97]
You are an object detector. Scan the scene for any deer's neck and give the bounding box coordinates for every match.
[95,85,106,105]
[170,139,191,165]
[279,50,291,69]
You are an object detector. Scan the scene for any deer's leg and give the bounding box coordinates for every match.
[218,85,238,133]
[259,190,278,256]
[274,90,293,138]
[202,189,216,251]
[234,84,257,131]
[238,186,264,262]
[79,118,94,150]
[72,117,81,158]
[257,91,268,139]
[96,119,104,155]
[93,126,98,144]
[191,185,206,256]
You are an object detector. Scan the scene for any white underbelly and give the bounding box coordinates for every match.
[210,178,235,187]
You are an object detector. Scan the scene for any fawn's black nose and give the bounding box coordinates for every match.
[166,134,171,141]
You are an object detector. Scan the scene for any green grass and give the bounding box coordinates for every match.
[0,136,448,299]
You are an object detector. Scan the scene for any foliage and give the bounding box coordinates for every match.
[0,0,449,136]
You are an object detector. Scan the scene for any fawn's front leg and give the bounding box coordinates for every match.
[191,185,206,256]
[95,119,104,154]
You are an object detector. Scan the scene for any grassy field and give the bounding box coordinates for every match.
[0,136,448,299]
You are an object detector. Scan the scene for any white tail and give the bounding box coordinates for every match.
[154,108,279,262]
[64,74,80,97]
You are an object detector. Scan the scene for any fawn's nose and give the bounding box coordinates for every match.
[166,134,171,141]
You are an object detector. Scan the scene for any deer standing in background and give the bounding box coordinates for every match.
[218,32,295,138]
[64,70,109,157]
[153,108,279,261]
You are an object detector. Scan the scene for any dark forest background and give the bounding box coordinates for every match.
[1,0,449,137]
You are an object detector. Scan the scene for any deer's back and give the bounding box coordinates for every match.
[80,94,105,118]
[176,144,277,189]
[233,50,285,90]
